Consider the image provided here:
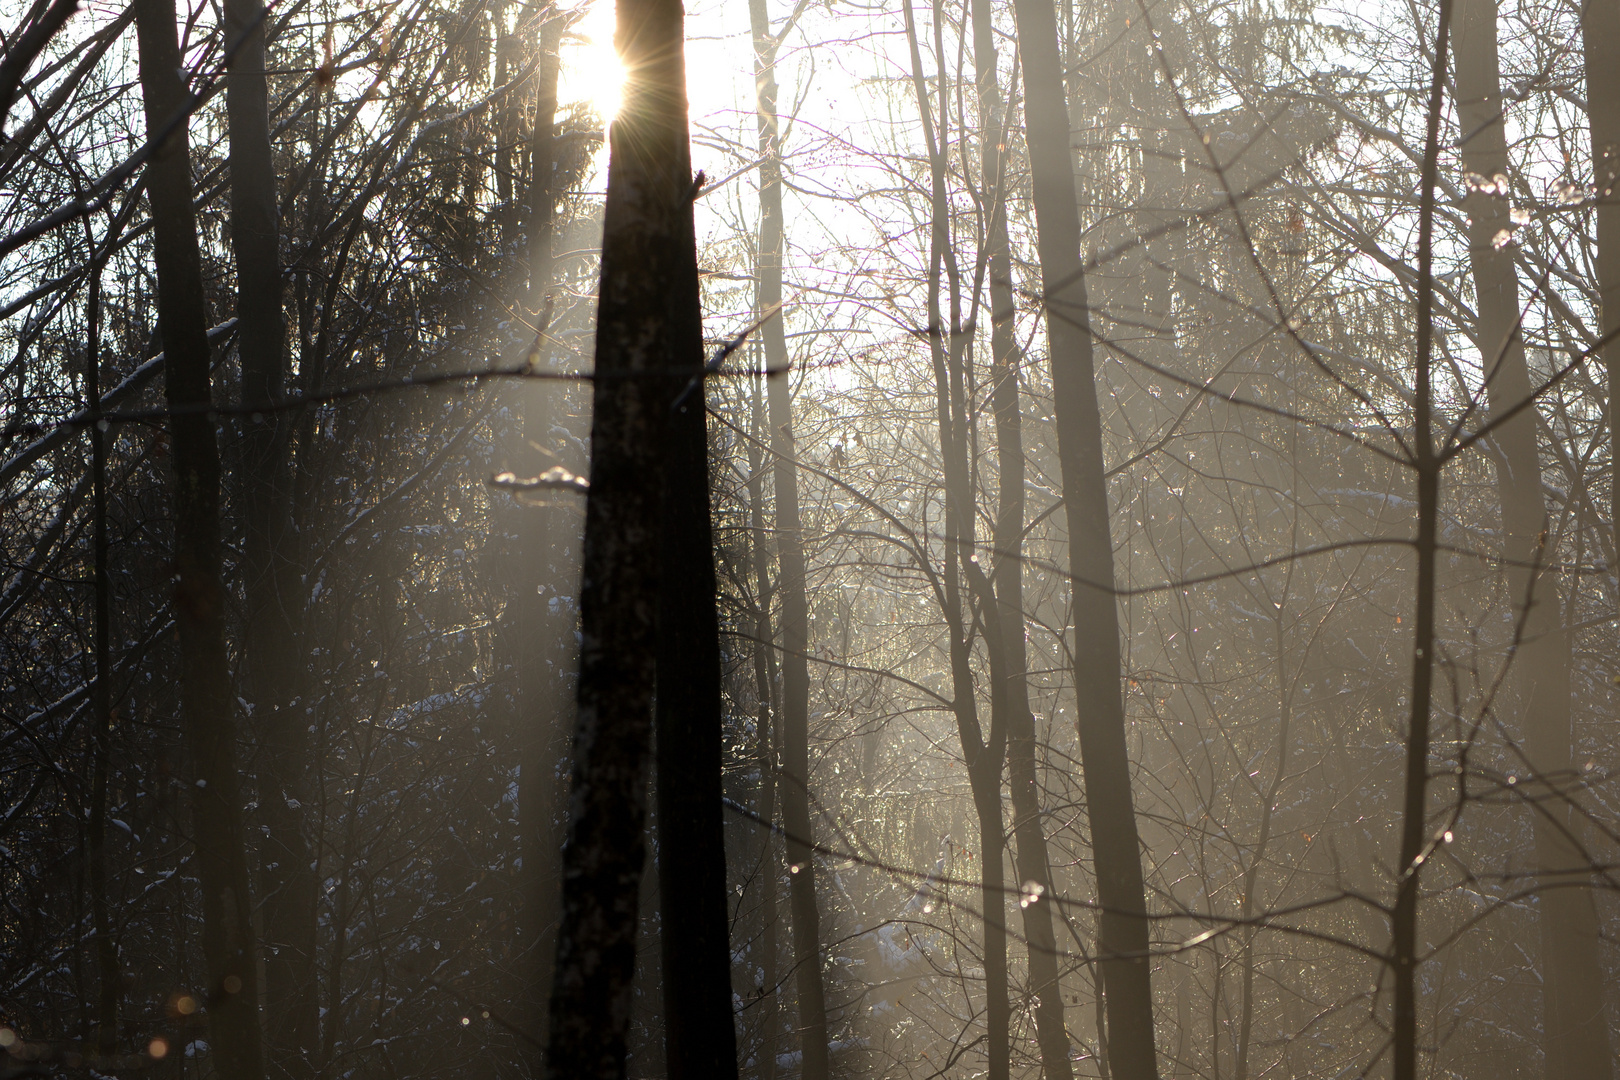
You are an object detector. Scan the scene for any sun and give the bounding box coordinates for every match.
[567,0,627,121]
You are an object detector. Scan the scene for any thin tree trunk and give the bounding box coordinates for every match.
[85,262,120,1064]
[1392,8,1449,1077]
[135,0,266,1076]
[515,7,568,1060]
[1453,2,1613,1075]
[749,0,830,1073]
[524,7,563,315]
[1233,617,1294,1080]
[225,0,319,1071]
[966,2,1074,1074]
[653,56,739,1077]
[748,372,780,1080]
[542,0,702,1070]
[900,0,1011,1071]
[1584,0,1620,554]
[1003,0,1157,1073]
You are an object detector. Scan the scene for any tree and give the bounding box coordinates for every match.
[541,0,712,1073]
[749,0,832,1073]
[136,0,266,1073]
[1004,0,1160,1072]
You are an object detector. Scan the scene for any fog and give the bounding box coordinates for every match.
[1,0,1616,1077]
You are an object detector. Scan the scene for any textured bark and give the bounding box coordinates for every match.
[225,0,319,1072]
[1454,3,1613,1076]
[750,0,830,1072]
[967,1,1073,1073]
[135,0,266,1076]
[1003,0,1157,1073]
[542,0,702,1071]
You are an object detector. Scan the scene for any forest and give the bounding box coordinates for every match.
[1,0,1617,1074]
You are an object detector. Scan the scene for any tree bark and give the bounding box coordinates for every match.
[653,34,739,1075]
[1454,2,1612,1076]
[225,0,320,1072]
[750,0,830,1073]
[1004,0,1158,1074]
[1392,10,1449,1076]
[966,3,1074,1074]
[542,0,705,1070]
[135,0,266,1076]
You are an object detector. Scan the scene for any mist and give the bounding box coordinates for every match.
[1,0,1616,1077]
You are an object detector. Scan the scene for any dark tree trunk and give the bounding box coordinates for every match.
[1392,11,1449,1077]
[1454,3,1613,1076]
[654,169,740,1079]
[750,0,830,1072]
[225,0,320,1072]
[135,0,266,1076]
[649,8,739,1065]
[1003,0,1158,1074]
[542,0,706,1072]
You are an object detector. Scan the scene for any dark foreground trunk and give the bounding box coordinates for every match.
[541,0,714,1072]
[224,0,320,1071]
[652,28,740,1076]
[136,0,266,1076]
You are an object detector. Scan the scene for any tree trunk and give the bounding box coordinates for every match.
[967,1,1074,1073]
[524,8,564,315]
[747,373,780,1080]
[225,0,320,1072]
[1392,12,1449,1077]
[1584,0,1620,555]
[653,43,740,1076]
[750,0,830,1073]
[515,8,569,1062]
[901,0,1011,1070]
[1004,0,1158,1074]
[542,0,704,1070]
[85,262,121,1065]
[135,0,266,1076]
[1454,2,1612,1075]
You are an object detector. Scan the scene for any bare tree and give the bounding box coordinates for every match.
[1004,0,1160,1072]
[135,0,266,1073]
